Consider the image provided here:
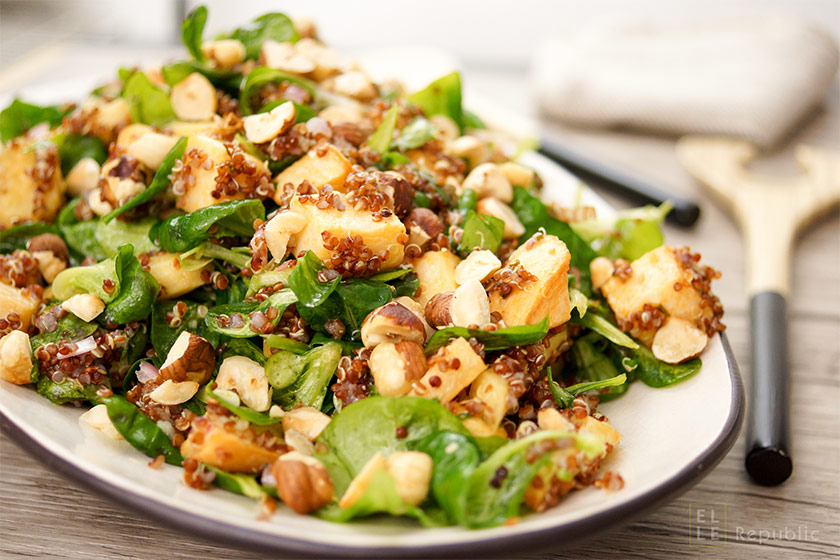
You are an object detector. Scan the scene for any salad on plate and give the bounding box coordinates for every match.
[0,6,724,529]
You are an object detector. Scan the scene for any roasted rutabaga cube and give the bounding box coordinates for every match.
[600,245,724,361]
[460,369,514,437]
[272,144,352,202]
[0,283,41,332]
[411,249,461,307]
[410,337,486,403]
[486,234,571,329]
[0,140,64,228]
[287,193,406,273]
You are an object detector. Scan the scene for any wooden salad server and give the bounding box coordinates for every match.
[676,136,840,486]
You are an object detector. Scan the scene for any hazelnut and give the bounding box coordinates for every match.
[65,157,101,195]
[31,250,66,284]
[284,428,315,455]
[326,71,377,101]
[429,115,459,142]
[318,104,363,126]
[170,72,217,121]
[216,356,273,412]
[272,452,334,514]
[497,162,535,187]
[99,156,148,207]
[394,296,433,340]
[263,210,307,261]
[27,234,69,264]
[127,132,180,170]
[462,163,512,202]
[446,136,489,168]
[368,341,427,397]
[424,291,453,328]
[0,330,33,385]
[79,404,123,440]
[243,101,296,144]
[651,317,709,364]
[149,379,200,405]
[293,17,318,39]
[476,197,525,239]
[404,208,444,249]
[159,330,216,384]
[61,294,105,322]
[281,406,331,441]
[295,39,345,82]
[385,451,433,506]
[454,249,501,285]
[381,172,414,218]
[260,40,316,74]
[360,302,427,348]
[87,188,114,216]
[450,279,491,327]
[590,256,614,291]
[201,39,246,69]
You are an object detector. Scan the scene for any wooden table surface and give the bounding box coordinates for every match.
[0,50,838,560]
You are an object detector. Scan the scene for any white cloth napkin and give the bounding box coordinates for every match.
[532,16,839,147]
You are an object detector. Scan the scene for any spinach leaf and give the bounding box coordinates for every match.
[571,203,670,262]
[457,189,477,213]
[425,317,549,355]
[0,99,70,142]
[269,342,342,409]
[392,117,436,151]
[121,72,176,127]
[245,268,292,298]
[103,136,187,222]
[458,210,504,255]
[36,376,99,404]
[308,333,361,355]
[208,389,281,425]
[546,366,626,408]
[179,242,251,271]
[57,199,107,262]
[95,218,158,256]
[408,72,464,131]
[635,343,701,388]
[30,306,98,349]
[259,100,316,123]
[51,253,119,302]
[367,105,398,154]
[52,133,108,175]
[161,61,241,92]
[390,272,419,298]
[299,279,393,341]
[150,199,265,252]
[0,222,58,253]
[204,465,270,499]
[101,246,160,324]
[315,396,470,496]
[205,289,297,338]
[226,12,298,60]
[219,337,267,366]
[264,335,310,355]
[566,333,631,401]
[511,186,599,294]
[571,310,638,349]
[413,431,480,525]
[150,300,221,358]
[463,109,485,130]
[181,4,207,62]
[100,395,183,465]
[239,67,315,115]
[287,251,341,308]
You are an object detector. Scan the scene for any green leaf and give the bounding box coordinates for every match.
[181,5,207,62]
[425,317,549,355]
[52,133,108,175]
[635,343,701,388]
[121,72,176,127]
[205,289,297,338]
[150,199,265,252]
[511,186,599,294]
[259,100,316,124]
[456,189,477,213]
[571,310,638,349]
[547,366,626,408]
[161,61,241,92]
[264,335,310,355]
[0,99,70,142]
[36,376,100,405]
[270,342,342,409]
[219,337,267,366]
[300,279,393,341]
[566,333,630,402]
[150,300,222,358]
[95,218,158,256]
[204,465,270,499]
[239,67,315,115]
[226,12,298,60]
[315,396,471,497]
[57,198,107,263]
[51,254,120,302]
[0,222,58,253]
[367,105,399,154]
[287,251,341,308]
[245,268,292,298]
[390,272,420,298]
[408,72,464,131]
[413,431,480,525]
[179,242,251,270]
[101,245,160,324]
[30,305,98,349]
[100,395,183,465]
[208,389,281,425]
[458,210,504,254]
[463,109,485,130]
[392,117,437,151]
[103,136,187,222]
[571,203,671,261]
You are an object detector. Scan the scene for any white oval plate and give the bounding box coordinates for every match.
[0,78,743,558]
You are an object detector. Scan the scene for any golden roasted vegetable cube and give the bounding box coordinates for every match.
[411,249,461,307]
[410,337,486,403]
[181,414,283,473]
[146,253,210,300]
[487,234,571,329]
[288,194,406,272]
[0,283,41,331]
[469,369,512,431]
[0,141,64,228]
[272,144,351,202]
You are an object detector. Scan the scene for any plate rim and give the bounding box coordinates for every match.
[0,334,743,558]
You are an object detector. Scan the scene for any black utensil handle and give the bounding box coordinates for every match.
[538,138,701,228]
[745,291,793,486]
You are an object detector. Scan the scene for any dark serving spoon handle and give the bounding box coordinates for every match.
[744,291,793,486]
[538,137,702,228]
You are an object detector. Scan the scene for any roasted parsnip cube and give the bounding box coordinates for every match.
[600,245,722,346]
[468,369,512,431]
[0,141,64,228]
[272,144,352,203]
[577,416,622,450]
[410,337,486,403]
[411,249,461,307]
[487,234,571,329]
[0,283,41,332]
[287,194,406,271]
[146,253,210,300]
[181,412,282,473]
